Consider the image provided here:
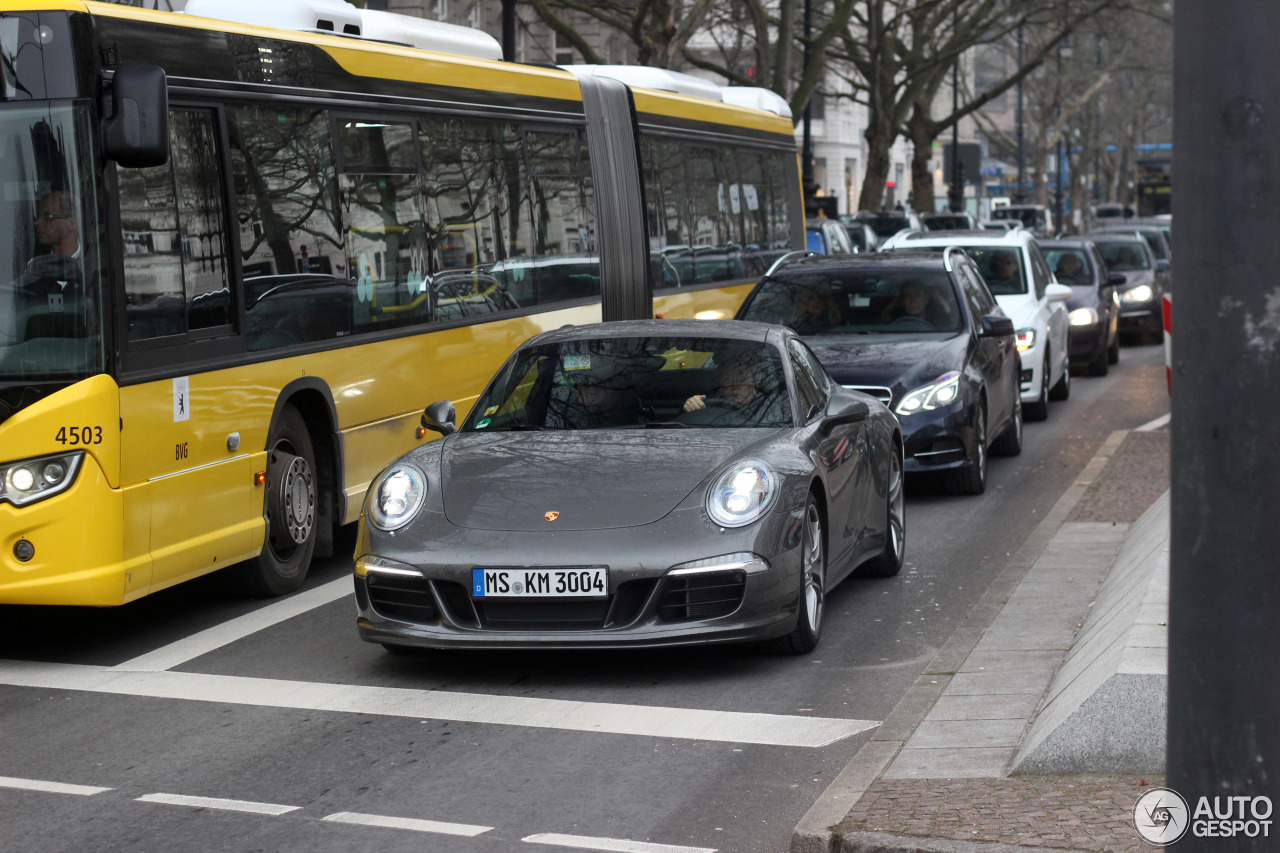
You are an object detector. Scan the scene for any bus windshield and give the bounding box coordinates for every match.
[0,103,105,396]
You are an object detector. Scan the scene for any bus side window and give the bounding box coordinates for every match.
[228,105,347,352]
[121,108,231,343]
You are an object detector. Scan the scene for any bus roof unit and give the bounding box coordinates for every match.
[182,0,503,60]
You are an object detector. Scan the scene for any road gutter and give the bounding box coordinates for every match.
[790,430,1131,853]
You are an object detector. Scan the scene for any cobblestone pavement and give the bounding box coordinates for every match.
[819,429,1172,853]
[837,776,1164,852]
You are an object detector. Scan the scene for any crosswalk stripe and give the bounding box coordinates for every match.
[136,792,300,815]
[0,775,112,796]
[322,811,492,836]
[0,659,878,748]
[523,832,717,853]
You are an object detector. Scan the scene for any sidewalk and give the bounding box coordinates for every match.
[792,426,1171,853]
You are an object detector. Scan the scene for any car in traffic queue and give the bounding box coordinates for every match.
[851,209,924,250]
[735,251,1022,495]
[1088,222,1173,268]
[1038,238,1123,376]
[879,229,1073,422]
[354,320,905,655]
[1082,232,1168,342]
[807,219,857,255]
[921,211,979,231]
[841,219,878,253]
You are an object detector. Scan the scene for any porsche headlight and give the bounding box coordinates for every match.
[1069,307,1099,326]
[707,460,777,528]
[369,464,427,531]
[1123,284,1154,304]
[0,452,83,507]
[895,371,961,416]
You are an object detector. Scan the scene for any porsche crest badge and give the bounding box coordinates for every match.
[544,511,560,521]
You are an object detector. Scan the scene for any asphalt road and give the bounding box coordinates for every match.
[0,343,1171,853]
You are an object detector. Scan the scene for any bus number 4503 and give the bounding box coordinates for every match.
[55,426,103,446]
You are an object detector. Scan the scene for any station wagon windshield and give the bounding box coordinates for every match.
[741,272,962,334]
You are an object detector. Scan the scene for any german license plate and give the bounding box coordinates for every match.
[471,567,608,599]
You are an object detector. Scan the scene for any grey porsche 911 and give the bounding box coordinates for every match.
[353,319,904,654]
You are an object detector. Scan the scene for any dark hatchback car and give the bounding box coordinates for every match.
[1038,238,1122,375]
[736,251,1022,495]
[1083,233,1167,341]
[355,320,905,655]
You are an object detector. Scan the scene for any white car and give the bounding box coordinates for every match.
[880,229,1072,420]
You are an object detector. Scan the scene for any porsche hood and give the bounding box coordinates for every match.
[438,430,780,531]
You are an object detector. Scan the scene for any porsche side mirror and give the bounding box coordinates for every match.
[1046,282,1073,302]
[422,400,456,436]
[980,315,1015,337]
[821,395,869,434]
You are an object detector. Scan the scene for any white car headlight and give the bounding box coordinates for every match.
[895,371,961,416]
[0,451,83,507]
[1123,284,1154,303]
[1069,307,1099,326]
[707,460,777,528]
[369,464,427,530]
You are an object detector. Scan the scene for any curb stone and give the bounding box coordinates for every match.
[789,430,1145,853]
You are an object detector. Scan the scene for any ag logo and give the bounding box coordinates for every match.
[1134,787,1190,846]
[544,511,560,521]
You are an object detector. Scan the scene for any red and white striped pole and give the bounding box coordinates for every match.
[1162,293,1172,395]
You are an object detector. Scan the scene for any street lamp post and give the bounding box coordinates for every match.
[948,10,963,213]
[1015,26,1026,203]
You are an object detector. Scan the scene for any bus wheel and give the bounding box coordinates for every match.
[242,405,317,596]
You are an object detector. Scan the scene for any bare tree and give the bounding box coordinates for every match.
[523,0,719,67]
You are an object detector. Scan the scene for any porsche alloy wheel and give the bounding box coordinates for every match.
[778,496,825,654]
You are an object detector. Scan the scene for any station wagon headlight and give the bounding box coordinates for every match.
[0,452,83,507]
[369,464,426,531]
[707,460,777,528]
[895,371,961,416]
[1122,285,1154,304]
[1069,307,1099,326]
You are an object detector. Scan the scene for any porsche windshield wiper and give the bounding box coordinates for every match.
[641,421,689,428]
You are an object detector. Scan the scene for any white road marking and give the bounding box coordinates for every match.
[322,811,491,836]
[136,792,300,815]
[524,833,716,853]
[1136,412,1171,432]
[0,775,111,796]
[0,660,878,748]
[112,578,353,672]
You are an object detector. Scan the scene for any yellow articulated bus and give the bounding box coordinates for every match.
[0,0,802,605]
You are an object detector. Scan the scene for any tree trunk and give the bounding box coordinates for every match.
[906,107,937,212]
[859,127,893,212]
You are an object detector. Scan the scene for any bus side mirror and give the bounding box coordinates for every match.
[103,65,169,168]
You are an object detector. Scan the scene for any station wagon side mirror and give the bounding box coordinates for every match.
[1108,272,1127,286]
[820,395,869,434]
[103,65,169,168]
[422,400,457,436]
[1156,259,1171,273]
[1046,282,1073,302]
[980,315,1015,337]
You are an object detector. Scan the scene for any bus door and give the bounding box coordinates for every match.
[116,107,260,595]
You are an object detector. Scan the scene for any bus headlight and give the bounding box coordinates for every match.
[0,452,84,507]
[368,464,427,531]
[707,460,777,528]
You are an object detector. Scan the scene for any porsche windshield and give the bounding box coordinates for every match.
[741,272,962,335]
[465,337,793,430]
[0,103,105,392]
